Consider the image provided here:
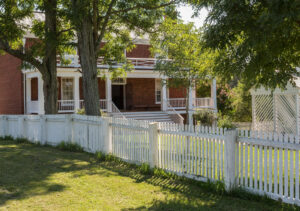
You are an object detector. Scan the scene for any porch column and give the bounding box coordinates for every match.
[74,76,80,111]
[188,85,194,125]
[26,77,31,114]
[211,78,217,111]
[161,80,168,111]
[106,76,112,112]
[38,74,45,114]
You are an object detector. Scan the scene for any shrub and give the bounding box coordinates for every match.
[76,108,107,116]
[139,163,153,175]
[217,115,236,129]
[56,141,84,152]
[95,151,106,162]
[193,110,216,126]
[15,137,28,143]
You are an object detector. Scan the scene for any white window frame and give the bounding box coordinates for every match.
[61,78,74,105]
[155,79,162,104]
[112,78,127,85]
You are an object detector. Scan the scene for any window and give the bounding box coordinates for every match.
[155,79,162,104]
[112,78,127,85]
[61,78,74,100]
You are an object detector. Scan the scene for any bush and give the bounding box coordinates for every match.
[139,163,153,175]
[76,108,107,116]
[56,141,84,152]
[217,115,236,129]
[95,151,106,162]
[15,137,28,143]
[193,110,216,126]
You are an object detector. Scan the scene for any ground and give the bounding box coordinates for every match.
[0,140,298,211]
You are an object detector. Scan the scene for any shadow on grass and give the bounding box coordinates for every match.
[0,140,298,211]
[0,140,113,206]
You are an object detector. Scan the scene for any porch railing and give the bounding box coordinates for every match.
[166,102,184,125]
[58,100,75,113]
[167,98,215,109]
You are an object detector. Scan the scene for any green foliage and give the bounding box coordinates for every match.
[229,82,252,122]
[0,135,14,141]
[193,110,216,126]
[217,115,236,129]
[15,137,29,143]
[139,163,153,175]
[56,141,83,152]
[191,0,300,89]
[151,18,216,89]
[95,151,106,162]
[76,108,107,116]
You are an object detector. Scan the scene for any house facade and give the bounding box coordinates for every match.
[0,36,217,123]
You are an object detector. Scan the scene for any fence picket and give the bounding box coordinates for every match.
[2,114,300,206]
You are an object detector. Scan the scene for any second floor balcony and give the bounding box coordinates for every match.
[56,55,157,70]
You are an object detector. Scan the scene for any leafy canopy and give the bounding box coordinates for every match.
[151,18,216,88]
[189,0,300,89]
[0,0,75,69]
[65,0,178,78]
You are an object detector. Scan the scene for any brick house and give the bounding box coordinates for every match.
[0,23,217,124]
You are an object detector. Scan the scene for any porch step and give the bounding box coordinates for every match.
[121,111,175,123]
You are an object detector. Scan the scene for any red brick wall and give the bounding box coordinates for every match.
[125,78,160,111]
[31,78,38,101]
[169,87,186,98]
[126,44,151,58]
[0,54,24,114]
[98,78,106,99]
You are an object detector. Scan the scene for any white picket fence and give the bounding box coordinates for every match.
[0,114,299,206]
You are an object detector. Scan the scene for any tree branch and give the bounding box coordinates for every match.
[95,0,116,54]
[0,39,44,72]
[109,0,177,15]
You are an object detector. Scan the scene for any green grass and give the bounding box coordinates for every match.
[0,140,299,211]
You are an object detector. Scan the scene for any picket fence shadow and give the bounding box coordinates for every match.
[0,114,299,206]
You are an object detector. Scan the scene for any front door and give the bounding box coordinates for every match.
[112,85,124,110]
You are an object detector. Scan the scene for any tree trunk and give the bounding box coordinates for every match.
[42,0,58,114]
[77,19,100,116]
[42,67,57,114]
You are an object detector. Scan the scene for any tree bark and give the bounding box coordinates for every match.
[42,0,58,114]
[77,18,100,116]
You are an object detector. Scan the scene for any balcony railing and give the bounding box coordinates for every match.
[56,55,156,69]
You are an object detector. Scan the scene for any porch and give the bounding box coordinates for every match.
[25,72,217,121]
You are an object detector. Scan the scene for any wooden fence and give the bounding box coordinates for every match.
[0,114,299,206]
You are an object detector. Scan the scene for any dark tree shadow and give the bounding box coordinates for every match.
[0,140,296,211]
[0,140,113,206]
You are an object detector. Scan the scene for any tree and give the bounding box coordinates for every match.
[151,18,216,124]
[189,0,300,89]
[65,0,178,115]
[0,0,73,114]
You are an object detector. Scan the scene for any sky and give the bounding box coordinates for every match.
[178,5,208,28]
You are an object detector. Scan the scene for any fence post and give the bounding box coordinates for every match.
[40,115,46,145]
[0,116,6,137]
[64,115,72,142]
[18,116,24,138]
[103,118,112,154]
[149,122,159,168]
[224,129,238,191]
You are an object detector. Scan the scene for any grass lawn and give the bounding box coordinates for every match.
[0,140,298,211]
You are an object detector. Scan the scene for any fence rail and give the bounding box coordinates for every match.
[0,114,299,206]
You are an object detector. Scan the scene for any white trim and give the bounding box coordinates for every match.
[155,78,162,104]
